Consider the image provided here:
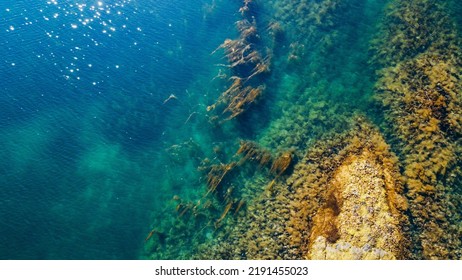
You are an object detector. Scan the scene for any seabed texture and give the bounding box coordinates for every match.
[144,0,462,260]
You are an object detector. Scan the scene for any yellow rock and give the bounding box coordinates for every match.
[307,148,405,260]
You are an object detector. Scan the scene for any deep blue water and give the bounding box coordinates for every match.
[0,0,238,259]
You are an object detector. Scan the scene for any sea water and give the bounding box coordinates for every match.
[0,0,239,259]
[1,0,461,260]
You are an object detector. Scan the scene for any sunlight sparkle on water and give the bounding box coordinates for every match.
[3,0,138,89]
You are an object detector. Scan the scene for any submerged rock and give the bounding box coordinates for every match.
[307,148,406,260]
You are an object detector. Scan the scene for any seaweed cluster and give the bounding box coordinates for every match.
[374,0,462,259]
[144,137,294,259]
[267,0,348,63]
[259,94,354,155]
[256,0,375,156]
[199,139,294,223]
[208,0,270,121]
[371,0,458,67]
[236,140,272,167]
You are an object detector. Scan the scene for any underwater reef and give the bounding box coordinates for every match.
[373,0,462,259]
[192,119,409,260]
[144,0,462,259]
